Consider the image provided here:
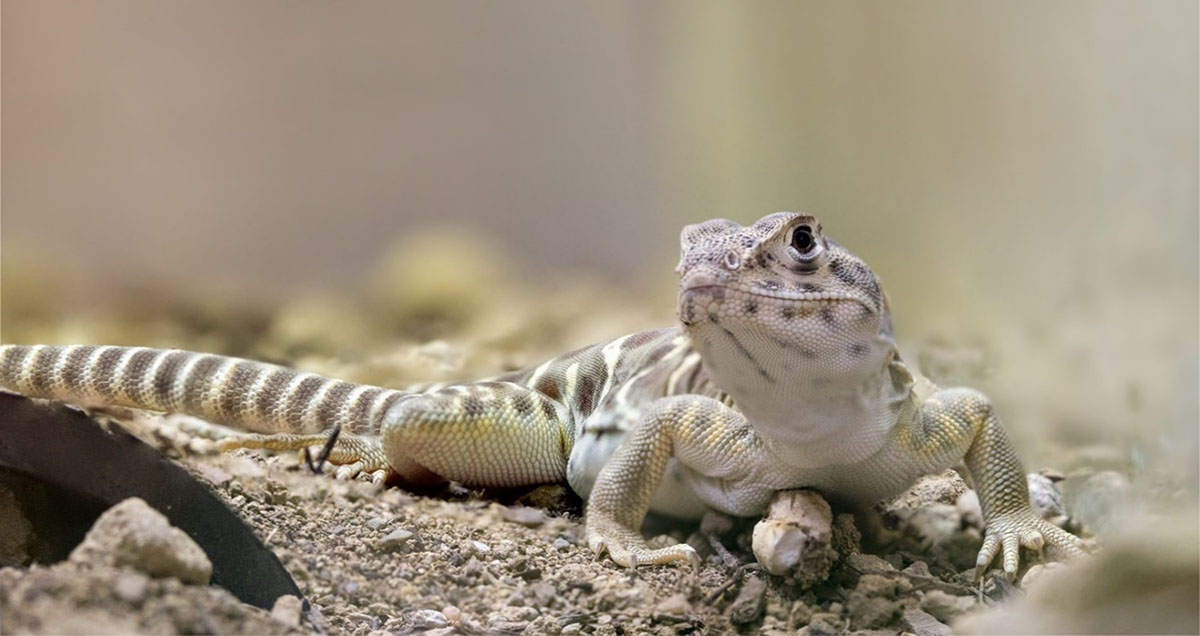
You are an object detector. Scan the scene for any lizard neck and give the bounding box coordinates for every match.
[690,325,911,466]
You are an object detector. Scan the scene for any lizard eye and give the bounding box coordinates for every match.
[789,225,820,258]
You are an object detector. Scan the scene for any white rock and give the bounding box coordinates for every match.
[751,489,835,586]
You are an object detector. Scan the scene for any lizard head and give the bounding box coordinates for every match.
[676,212,895,395]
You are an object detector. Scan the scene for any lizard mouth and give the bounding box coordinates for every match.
[682,284,873,310]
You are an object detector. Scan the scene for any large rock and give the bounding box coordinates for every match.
[69,498,212,585]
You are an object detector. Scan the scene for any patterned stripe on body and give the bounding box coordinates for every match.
[0,344,404,435]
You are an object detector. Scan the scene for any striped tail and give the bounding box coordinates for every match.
[0,344,408,435]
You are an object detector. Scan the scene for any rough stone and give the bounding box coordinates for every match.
[919,590,976,623]
[68,498,212,585]
[729,575,767,625]
[1027,471,1068,526]
[884,469,969,513]
[902,607,952,636]
[501,506,547,528]
[847,593,900,629]
[845,552,896,573]
[378,528,414,551]
[653,592,691,616]
[855,573,897,598]
[270,594,303,628]
[751,489,835,586]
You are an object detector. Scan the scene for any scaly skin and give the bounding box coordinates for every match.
[0,212,1084,580]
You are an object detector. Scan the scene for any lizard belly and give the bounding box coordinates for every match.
[568,430,710,520]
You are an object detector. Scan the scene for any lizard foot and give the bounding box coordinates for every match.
[976,510,1087,581]
[218,431,394,484]
[585,515,701,571]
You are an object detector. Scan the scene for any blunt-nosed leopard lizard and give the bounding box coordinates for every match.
[0,212,1084,578]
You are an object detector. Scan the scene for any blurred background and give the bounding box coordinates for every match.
[2,0,1197,587]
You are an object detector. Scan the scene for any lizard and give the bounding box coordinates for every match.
[0,212,1085,580]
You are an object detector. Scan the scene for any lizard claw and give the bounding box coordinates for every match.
[976,511,1087,581]
[221,431,395,483]
[586,517,701,572]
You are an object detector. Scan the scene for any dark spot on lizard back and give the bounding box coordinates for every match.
[462,395,487,417]
[781,307,795,321]
[576,374,597,416]
[512,392,535,416]
[743,301,757,315]
[819,307,836,325]
[539,397,559,421]
[535,374,561,401]
[849,342,869,357]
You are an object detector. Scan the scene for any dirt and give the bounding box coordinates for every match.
[2,410,990,634]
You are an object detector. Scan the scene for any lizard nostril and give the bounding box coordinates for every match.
[723,251,741,270]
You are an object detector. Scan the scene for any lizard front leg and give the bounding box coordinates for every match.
[907,387,1087,579]
[585,394,770,569]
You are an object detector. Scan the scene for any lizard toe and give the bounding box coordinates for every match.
[979,511,1088,581]
[334,463,363,480]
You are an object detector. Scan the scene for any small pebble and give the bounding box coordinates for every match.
[920,590,976,623]
[902,607,953,636]
[955,490,983,528]
[654,592,691,616]
[552,537,572,552]
[501,506,547,528]
[270,594,303,628]
[903,560,932,578]
[379,528,415,551]
[1027,472,1068,526]
[1020,561,1067,588]
[730,575,768,625]
[845,552,896,573]
[855,573,897,598]
[366,516,391,530]
[113,572,149,605]
[411,608,448,629]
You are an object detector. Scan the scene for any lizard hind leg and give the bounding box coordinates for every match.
[217,431,423,485]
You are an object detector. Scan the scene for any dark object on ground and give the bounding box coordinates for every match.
[0,393,301,609]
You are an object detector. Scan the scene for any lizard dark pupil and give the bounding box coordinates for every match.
[791,228,814,254]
